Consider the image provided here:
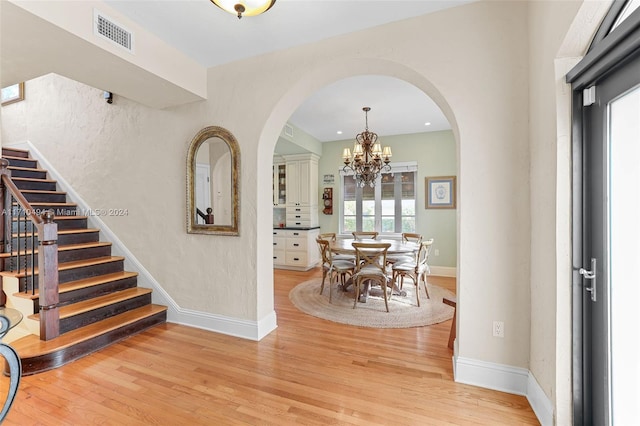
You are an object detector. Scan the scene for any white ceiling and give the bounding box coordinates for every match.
[104,0,466,141]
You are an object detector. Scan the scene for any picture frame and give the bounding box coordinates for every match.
[426,176,456,209]
[1,82,25,106]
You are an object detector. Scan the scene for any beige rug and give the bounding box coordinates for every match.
[289,277,455,328]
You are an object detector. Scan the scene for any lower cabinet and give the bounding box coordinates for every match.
[273,228,320,271]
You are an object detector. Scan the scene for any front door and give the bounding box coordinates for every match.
[577,51,640,426]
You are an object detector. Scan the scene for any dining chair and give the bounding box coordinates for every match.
[316,237,356,303]
[391,239,434,307]
[386,232,423,265]
[318,232,355,262]
[352,231,379,240]
[351,242,392,312]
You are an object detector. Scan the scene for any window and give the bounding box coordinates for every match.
[341,163,417,235]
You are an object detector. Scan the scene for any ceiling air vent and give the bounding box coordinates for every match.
[284,124,294,138]
[94,10,134,53]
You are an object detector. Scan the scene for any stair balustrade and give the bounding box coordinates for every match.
[0,158,60,340]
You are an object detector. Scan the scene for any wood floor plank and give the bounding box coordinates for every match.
[0,268,539,425]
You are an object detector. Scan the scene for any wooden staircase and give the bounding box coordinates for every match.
[0,146,167,375]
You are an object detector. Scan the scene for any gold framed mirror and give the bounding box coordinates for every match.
[186,126,239,235]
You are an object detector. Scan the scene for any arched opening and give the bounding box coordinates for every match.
[255,58,460,348]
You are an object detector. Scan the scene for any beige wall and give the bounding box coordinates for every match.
[318,130,457,268]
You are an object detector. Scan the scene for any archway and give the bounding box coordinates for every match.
[255,57,461,336]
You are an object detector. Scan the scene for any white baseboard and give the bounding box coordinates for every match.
[430,266,456,277]
[454,356,553,426]
[8,141,274,341]
[527,371,554,426]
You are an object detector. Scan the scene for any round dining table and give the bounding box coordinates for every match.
[327,238,419,302]
[328,238,419,256]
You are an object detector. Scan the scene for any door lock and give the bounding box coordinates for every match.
[579,258,597,302]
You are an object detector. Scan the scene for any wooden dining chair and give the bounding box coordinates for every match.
[386,232,423,265]
[352,231,379,240]
[316,237,356,303]
[351,242,392,312]
[318,233,355,262]
[391,239,434,306]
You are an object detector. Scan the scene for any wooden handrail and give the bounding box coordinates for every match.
[1,175,44,225]
[0,158,59,340]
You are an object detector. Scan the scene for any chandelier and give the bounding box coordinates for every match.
[342,107,392,187]
[210,0,276,19]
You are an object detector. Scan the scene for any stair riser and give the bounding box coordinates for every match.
[22,192,67,203]
[5,158,38,169]
[19,259,125,289]
[11,217,88,232]
[59,293,153,334]
[12,180,57,191]
[11,206,76,217]
[2,149,29,158]
[10,231,100,250]
[8,168,46,179]
[5,245,112,270]
[57,276,138,307]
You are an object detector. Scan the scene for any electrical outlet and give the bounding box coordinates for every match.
[434,249,440,256]
[493,321,504,338]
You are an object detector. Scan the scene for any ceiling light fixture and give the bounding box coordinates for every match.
[342,107,392,188]
[210,0,276,19]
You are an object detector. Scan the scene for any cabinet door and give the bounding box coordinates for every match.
[297,160,311,206]
[286,161,301,206]
[273,163,286,207]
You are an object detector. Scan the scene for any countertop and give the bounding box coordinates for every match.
[273,226,320,231]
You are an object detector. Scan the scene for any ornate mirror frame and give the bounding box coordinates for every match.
[186,126,240,235]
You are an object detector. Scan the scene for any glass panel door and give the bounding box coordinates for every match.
[608,85,640,424]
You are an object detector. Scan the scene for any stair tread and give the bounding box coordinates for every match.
[18,189,67,195]
[12,271,139,300]
[11,228,100,237]
[3,154,36,162]
[10,304,167,357]
[29,287,153,321]
[7,165,47,172]
[12,201,76,207]
[0,241,111,259]
[2,147,29,153]
[11,177,57,183]
[12,215,87,222]
[11,255,125,278]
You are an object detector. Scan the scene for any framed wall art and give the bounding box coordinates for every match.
[426,176,456,209]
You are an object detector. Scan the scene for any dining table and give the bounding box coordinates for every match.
[328,238,419,302]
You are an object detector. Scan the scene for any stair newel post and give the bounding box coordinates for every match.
[0,159,11,257]
[0,159,11,307]
[36,210,59,340]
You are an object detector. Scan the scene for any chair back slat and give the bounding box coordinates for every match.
[352,231,379,240]
[352,242,391,274]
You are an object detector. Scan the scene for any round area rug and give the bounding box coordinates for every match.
[289,277,455,328]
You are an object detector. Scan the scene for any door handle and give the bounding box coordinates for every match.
[579,258,597,302]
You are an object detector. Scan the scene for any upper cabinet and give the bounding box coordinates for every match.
[283,154,319,228]
[273,157,286,207]
[284,154,319,207]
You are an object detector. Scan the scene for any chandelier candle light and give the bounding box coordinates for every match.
[210,0,276,19]
[342,107,392,187]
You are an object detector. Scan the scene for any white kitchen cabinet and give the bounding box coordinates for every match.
[272,158,286,207]
[272,228,320,271]
[283,154,319,227]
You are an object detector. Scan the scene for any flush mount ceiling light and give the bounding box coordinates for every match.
[210,0,276,19]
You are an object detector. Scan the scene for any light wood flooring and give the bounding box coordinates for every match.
[0,268,539,425]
